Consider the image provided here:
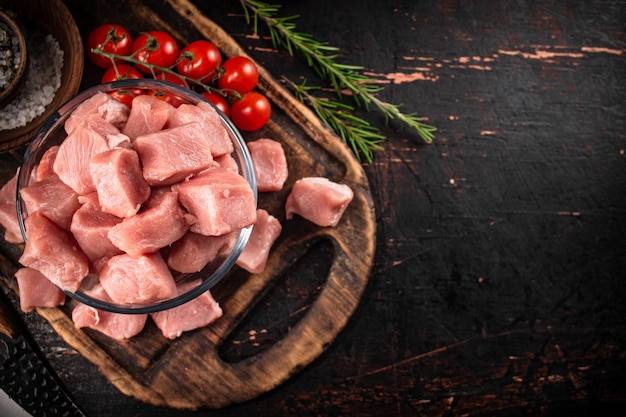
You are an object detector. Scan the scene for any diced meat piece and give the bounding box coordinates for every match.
[35,146,59,181]
[19,211,90,292]
[173,167,257,236]
[247,138,288,192]
[72,302,148,340]
[53,124,110,195]
[15,267,66,312]
[72,113,123,137]
[77,192,99,206]
[65,92,130,134]
[133,122,214,186]
[214,153,238,172]
[70,199,123,270]
[167,101,233,157]
[285,177,354,227]
[90,148,150,218]
[19,174,81,230]
[0,169,22,243]
[72,285,147,340]
[167,230,238,273]
[106,133,131,149]
[108,191,193,257]
[236,209,282,274]
[151,279,223,339]
[122,94,174,140]
[99,252,177,304]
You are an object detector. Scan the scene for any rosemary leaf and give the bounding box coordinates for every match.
[240,0,436,152]
[284,77,385,163]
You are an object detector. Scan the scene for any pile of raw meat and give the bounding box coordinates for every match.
[0,91,355,341]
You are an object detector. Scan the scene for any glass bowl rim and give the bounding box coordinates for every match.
[15,78,257,314]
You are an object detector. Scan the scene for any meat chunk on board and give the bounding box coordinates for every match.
[99,252,177,305]
[173,167,257,236]
[151,279,223,339]
[15,267,66,312]
[133,122,215,186]
[285,177,354,227]
[107,191,193,257]
[236,209,282,274]
[73,302,148,341]
[89,147,151,218]
[247,138,288,192]
[19,211,90,293]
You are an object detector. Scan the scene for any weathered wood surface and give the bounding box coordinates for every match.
[0,0,376,410]
[2,0,626,415]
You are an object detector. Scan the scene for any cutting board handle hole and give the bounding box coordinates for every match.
[218,237,335,362]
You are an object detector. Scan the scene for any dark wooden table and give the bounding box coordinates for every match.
[2,0,625,415]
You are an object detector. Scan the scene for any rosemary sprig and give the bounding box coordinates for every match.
[284,77,385,162]
[240,0,436,151]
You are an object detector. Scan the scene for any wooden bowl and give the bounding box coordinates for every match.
[0,10,28,107]
[0,0,83,152]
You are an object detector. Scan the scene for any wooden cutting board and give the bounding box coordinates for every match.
[0,0,375,410]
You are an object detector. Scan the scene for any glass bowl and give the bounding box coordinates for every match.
[16,78,257,314]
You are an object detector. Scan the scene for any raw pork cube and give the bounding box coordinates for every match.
[167,101,233,157]
[285,177,354,227]
[108,191,193,257]
[133,122,214,186]
[19,211,90,292]
[167,230,238,273]
[247,138,288,192]
[99,252,177,305]
[106,133,131,149]
[70,198,123,270]
[0,169,23,243]
[15,267,66,312]
[90,148,150,218]
[214,153,238,172]
[19,174,81,230]
[122,94,174,140]
[73,302,148,340]
[35,145,59,181]
[53,123,110,195]
[71,113,123,138]
[173,167,257,236]
[65,92,129,134]
[236,209,282,274]
[72,285,147,340]
[151,279,223,339]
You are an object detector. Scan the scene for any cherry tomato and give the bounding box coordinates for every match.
[100,65,145,107]
[177,40,222,83]
[155,71,188,87]
[109,89,138,108]
[230,92,271,131]
[217,56,259,95]
[132,31,180,74]
[86,24,133,69]
[150,72,188,107]
[201,92,230,118]
[101,64,143,83]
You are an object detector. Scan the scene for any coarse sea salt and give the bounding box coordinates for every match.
[0,31,63,131]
